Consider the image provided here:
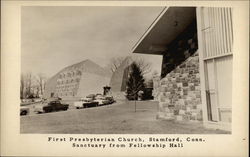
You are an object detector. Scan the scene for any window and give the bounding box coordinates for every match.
[199,7,233,123]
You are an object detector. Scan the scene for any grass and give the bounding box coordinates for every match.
[20,100,230,134]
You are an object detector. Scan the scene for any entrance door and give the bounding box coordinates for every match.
[204,56,232,122]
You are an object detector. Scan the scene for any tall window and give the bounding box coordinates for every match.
[200,7,233,123]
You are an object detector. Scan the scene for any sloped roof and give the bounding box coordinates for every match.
[109,57,133,92]
[44,59,111,98]
[132,7,196,55]
[60,59,111,78]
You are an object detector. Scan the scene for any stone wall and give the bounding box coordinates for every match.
[157,51,202,121]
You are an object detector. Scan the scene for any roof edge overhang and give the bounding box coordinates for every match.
[132,7,196,55]
[131,7,169,55]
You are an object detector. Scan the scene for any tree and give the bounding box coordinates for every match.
[35,73,46,96]
[107,56,125,73]
[107,56,152,75]
[126,62,145,101]
[20,74,25,99]
[20,72,47,99]
[134,57,152,75]
[25,73,33,98]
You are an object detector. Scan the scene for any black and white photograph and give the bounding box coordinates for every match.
[20,6,233,134]
[1,1,248,156]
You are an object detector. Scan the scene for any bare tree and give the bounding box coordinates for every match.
[20,72,47,99]
[25,73,33,98]
[107,56,152,75]
[152,70,159,76]
[36,73,46,96]
[108,56,126,73]
[133,57,152,75]
[20,74,25,99]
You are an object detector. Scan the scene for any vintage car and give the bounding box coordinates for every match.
[74,98,99,109]
[20,106,30,116]
[35,100,69,113]
[104,95,115,104]
[94,95,110,106]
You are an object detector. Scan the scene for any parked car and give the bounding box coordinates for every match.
[74,98,98,109]
[20,106,30,116]
[94,95,109,106]
[86,94,96,100]
[105,95,115,104]
[34,104,44,114]
[35,100,69,113]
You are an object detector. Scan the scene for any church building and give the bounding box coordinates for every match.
[132,7,233,131]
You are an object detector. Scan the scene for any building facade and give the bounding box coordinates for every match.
[132,7,233,131]
[109,57,132,99]
[44,60,111,99]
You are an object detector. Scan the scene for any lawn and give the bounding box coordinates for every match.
[20,100,230,134]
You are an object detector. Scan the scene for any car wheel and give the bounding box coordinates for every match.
[20,111,27,116]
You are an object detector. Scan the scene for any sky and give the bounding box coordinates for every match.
[21,6,164,78]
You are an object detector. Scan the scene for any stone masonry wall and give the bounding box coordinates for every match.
[157,51,202,121]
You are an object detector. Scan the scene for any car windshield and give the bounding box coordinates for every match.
[96,96,105,99]
[86,94,95,98]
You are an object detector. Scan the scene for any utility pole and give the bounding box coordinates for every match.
[134,94,136,112]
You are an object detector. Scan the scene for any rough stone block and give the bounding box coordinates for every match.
[164,99,171,104]
[177,87,182,91]
[177,83,183,88]
[182,73,188,78]
[197,112,203,121]
[164,107,170,112]
[160,97,165,102]
[186,96,192,101]
[170,90,175,94]
[196,105,202,110]
[196,94,201,98]
[176,115,183,121]
[174,110,179,115]
[173,83,177,88]
[188,83,194,86]
[195,86,200,90]
[168,104,175,108]
[196,74,200,78]
[183,114,190,121]
[190,85,195,91]
[181,105,186,110]
[179,110,185,115]
[183,82,188,87]
[175,104,182,110]
[166,112,174,117]
[178,99,185,106]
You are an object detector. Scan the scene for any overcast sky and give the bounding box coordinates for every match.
[21,6,164,78]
